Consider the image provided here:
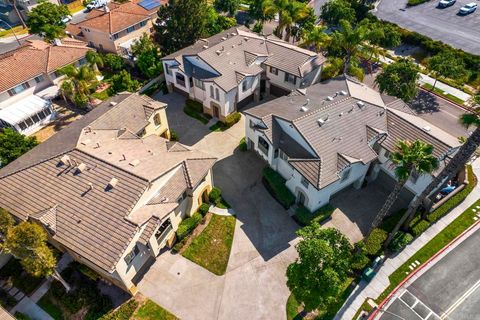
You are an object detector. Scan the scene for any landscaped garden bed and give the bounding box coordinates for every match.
[98,296,177,320]
[183,99,211,125]
[262,167,295,209]
[293,205,335,227]
[0,258,44,296]
[208,112,241,132]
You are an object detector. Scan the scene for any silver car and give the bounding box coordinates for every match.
[459,2,477,14]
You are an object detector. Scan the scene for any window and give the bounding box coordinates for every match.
[274,149,279,158]
[194,78,204,90]
[284,73,296,85]
[38,111,47,120]
[242,80,248,92]
[177,191,187,203]
[7,82,30,96]
[279,150,288,161]
[126,26,135,33]
[18,122,27,131]
[340,167,351,182]
[270,66,278,75]
[210,86,214,99]
[44,108,52,116]
[258,136,269,155]
[176,73,186,87]
[31,114,40,123]
[25,118,34,127]
[155,218,173,245]
[34,75,44,83]
[113,33,119,40]
[165,64,172,76]
[383,149,391,159]
[139,20,147,27]
[124,245,139,265]
[301,176,309,188]
[215,88,219,101]
[153,113,161,126]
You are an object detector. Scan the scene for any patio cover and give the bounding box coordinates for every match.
[0,95,50,126]
[119,37,139,51]
[35,85,60,100]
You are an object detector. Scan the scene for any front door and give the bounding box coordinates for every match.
[213,105,220,118]
[297,191,306,206]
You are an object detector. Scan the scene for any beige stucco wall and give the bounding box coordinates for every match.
[188,169,213,215]
[142,107,170,138]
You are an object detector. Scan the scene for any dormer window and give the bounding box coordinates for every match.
[154,113,161,126]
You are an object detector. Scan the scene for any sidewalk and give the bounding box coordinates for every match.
[335,158,480,320]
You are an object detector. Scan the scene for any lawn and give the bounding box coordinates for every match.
[209,121,227,132]
[421,83,465,105]
[38,295,63,320]
[134,299,178,320]
[182,214,236,275]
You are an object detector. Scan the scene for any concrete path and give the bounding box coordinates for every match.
[335,158,480,320]
[11,297,54,320]
[209,206,236,216]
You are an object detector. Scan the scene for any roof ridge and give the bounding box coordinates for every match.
[293,96,352,122]
[109,11,113,34]
[45,46,52,73]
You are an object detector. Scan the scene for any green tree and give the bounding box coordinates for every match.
[428,51,469,91]
[86,51,104,73]
[248,0,275,23]
[0,213,70,291]
[0,128,38,168]
[287,226,353,311]
[370,140,438,234]
[131,34,163,79]
[0,208,14,236]
[205,7,237,36]
[26,2,70,40]
[59,64,97,107]
[109,70,140,94]
[214,0,240,16]
[103,53,125,72]
[301,25,330,53]
[263,0,311,42]
[156,0,210,54]
[375,59,420,103]
[320,0,356,26]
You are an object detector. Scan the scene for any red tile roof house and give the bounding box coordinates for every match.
[244,76,462,214]
[0,93,216,293]
[0,39,91,135]
[161,26,326,122]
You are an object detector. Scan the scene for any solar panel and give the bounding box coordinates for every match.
[138,0,161,10]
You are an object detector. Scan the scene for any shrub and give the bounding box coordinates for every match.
[198,203,210,216]
[170,130,178,141]
[172,238,186,253]
[224,112,241,128]
[208,187,222,204]
[388,231,414,253]
[176,212,202,241]
[262,167,295,209]
[99,299,138,320]
[364,228,388,256]
[411,219,431,237]
[293,205,334,226]
[185,99,203,113]
[239,137,247,151]
[77,264,100,281]
[407,0,429,6]
[14,312,31,320]
[351,241,371,272]
[84,295,113,320]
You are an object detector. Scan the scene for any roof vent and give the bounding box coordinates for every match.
[202,45,209,49]
[231,32,237,36]
[423,126,431,132]
[357,101,366,109]
[216,50,222,56]
[318,118,326,126]
[59,155,71,166]
[107,177,118,189]
[161,197,169,203]
[80,139,91,146]
[244,37,249,41]
[300,106,309,112]
[110,101,117,107]
[339,112,344,117]
[129,159,140,167]
[75,163,87,174]
[340,90,348,96]
[326,96,334,101]
[221,37,227,41]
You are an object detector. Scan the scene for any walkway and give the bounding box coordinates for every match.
[335,158,480,320]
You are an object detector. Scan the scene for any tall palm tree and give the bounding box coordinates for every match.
[370,140,438,232]
[263,0,310,41]
[328,19,369,79]
[385,112,480,247]
[59,65,97,108]
[301,25,330,53]
[86,51,104,73]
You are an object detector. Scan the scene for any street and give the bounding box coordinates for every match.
[374,0,480,55]
[379,226,480,320]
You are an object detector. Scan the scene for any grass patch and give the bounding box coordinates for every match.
[134,299,178,320]
[293,205,335,226]
[38,295,63,320]
[286,294,302,320]
[215,197,231,209]
[421,83,465,105]
[262,167,295,209]
[101,299,138,320]
[182,214,236,275]
[184,106,210,124]
[352,298,374,320]
[376,198,480,304]
[209,121,227,132]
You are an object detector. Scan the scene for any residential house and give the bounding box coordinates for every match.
[162,26,326,121]
[244,77,461,213]
[66,1,159,57]
[0,93,215,293]
[0,38,91,135]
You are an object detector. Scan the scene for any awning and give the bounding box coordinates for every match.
[0,95,51,126]
[35,85,60,100]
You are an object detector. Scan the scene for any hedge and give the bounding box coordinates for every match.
[198,203,210,216]
[411,219,431,237]
[100,299,138,320]
[364,228,388,256]
[388,231,414,253]
[407,0,429,6]
[225,112,241,128]
[209,187,222,204]
[262,167,295,209]
[176,212,203,241]
[293,204,335,226]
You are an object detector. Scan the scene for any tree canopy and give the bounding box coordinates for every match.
[375,58,420,102]
[27,2,70,40]
[109,70,140,94]
[428,51,469,90]
[214,0,240,16]
[286,226,353,311]
[131,34,163,79]
[0,128,38,168]
[59,64,98,107]
[320,0,356,26]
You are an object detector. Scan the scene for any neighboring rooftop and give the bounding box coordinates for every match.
[162,26,326,92]
[245,77,461,189]
[0,38,90,93]
[0,93,216,273]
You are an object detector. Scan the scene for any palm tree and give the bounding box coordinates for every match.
[385,112,480,247]
[59,65,97,107]
[328,19,369,79]
[370,140,438,233]
[301,25,330,53]
[86,51,104,73]
[263,0,310,42]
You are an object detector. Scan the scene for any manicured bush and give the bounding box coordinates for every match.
[293,204,335,226]
[172,238,187,253]
[351,241,371,272]
[388,231,414,253]
[198,203,210,216]
[262,167,295,209]
[170,130,178,141]
[208,187,222,204]
[185,99,203,113]
[411,219,431,237]
[364,228,388,256]
[379,209,406,234]
[224,112,241,128]
[176,212,203,241]
[407,0,429,6]
[239,137,247,151]
[14,312,31,320]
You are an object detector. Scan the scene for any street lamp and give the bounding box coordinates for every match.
[0,19,22,46]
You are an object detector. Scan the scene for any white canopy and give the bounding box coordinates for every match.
[0,95,51,126]
[119,37,138,50]
[35,85,60,100]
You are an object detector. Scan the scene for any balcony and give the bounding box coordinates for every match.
[155,222,173,246]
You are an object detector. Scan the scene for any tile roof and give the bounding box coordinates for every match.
[139,216,158,245]
[163,26,326,92]
[245,77,460,189]
[0,39,90,93]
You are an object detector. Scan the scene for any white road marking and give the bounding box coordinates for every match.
[440,278,480,319]
[398,290,441,320]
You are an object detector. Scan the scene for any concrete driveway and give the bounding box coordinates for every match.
[138,93,300,320]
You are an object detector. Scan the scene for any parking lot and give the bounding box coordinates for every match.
[379,227,480,320]
[375,0,480,54]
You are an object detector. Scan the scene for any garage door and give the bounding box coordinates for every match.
[237,94,254,110]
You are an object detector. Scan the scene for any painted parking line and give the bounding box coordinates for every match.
[398,290,441,320]
[440,278,480,319]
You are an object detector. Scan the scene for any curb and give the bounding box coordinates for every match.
[368,217,480,319]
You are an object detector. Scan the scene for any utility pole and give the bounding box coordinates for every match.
[0,19,22,46]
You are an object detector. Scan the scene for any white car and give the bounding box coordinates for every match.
[459,2,477,14]
[61,15,72,24]
[86,0,109,10]
[438,0,455,8]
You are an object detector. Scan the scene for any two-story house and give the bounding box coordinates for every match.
[0,38,91,135]
[244,76,461,213]
[66,1,157,57]
[0,93,215,293]
[162,26,326,121]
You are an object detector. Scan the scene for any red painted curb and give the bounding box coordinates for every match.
[368,216,480,320]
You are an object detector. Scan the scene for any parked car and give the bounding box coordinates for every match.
[86,0,109,10]
[458,2,477,14]
[60,15,72,24]
[438,0,455,8]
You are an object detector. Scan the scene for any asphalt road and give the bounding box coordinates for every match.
[0,34,42,54]
[379,228,480,320]
[374,0,480,55]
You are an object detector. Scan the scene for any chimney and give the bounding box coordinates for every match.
[60,155,71,166]
[53,38,62,46]
[107,177,118,189]
[76,163,87,174]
